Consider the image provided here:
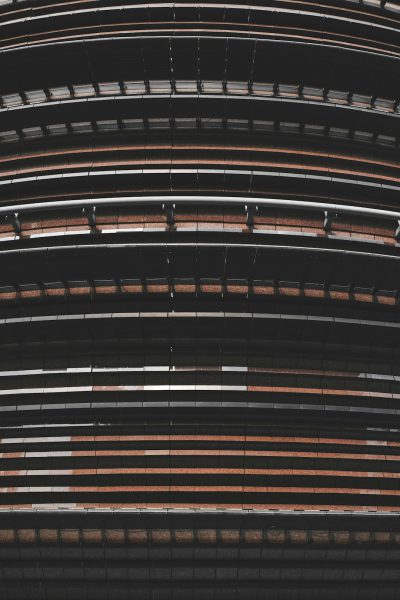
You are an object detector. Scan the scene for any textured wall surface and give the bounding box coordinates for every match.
[1,0,400,597]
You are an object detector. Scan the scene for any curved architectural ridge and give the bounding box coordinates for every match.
[1,0,400,598]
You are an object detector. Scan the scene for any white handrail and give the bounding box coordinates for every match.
[0,195,399,221]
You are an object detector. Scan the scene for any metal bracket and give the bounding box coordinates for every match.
[395,220,400,242]
[246,205,258,229]
[323,211,337,233]
[82,206,96,229]
[5,212,21,235]
[163,203,175,227]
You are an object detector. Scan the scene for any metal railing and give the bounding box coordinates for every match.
[1,195,400,237]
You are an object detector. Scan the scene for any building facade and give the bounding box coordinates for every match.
[0,0,400,597]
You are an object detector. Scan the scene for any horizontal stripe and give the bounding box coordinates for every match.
[2,449,397,460]
[0,384,397,398]
[1,485,399,495]
[1,434,397,446]
[1,503,399,512]
[0,468,399,478]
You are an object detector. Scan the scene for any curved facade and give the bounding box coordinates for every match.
[1,0,400,598]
